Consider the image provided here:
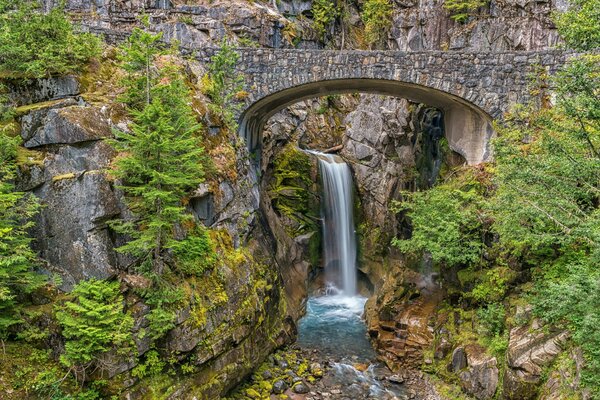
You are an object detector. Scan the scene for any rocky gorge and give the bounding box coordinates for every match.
[0,0,595,399]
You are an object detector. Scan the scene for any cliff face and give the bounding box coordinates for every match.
[6,0,573,398]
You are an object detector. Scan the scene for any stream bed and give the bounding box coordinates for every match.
[295,295,408,399]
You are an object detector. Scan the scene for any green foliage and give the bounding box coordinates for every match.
[361,0,393,47]
[171,227,217,276]
[443,0,488,23]
[391,170,488,268]
[131,349,165,379]
[552,0,600,50]
[202,40,245,132]
[0,130,44,338]
[476,303,506,337]
[142,284,185,340]
[0,0,100,78]
[56,279,133,374]
[532,258,600,395]
[118,27,167,110]
[111,75,208,276]
[492,58,600,257]
[311,0,339,39]
[469,267,514,303]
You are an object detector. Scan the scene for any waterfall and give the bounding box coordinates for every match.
[310,151,358,296]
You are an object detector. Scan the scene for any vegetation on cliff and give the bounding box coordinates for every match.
[0,127,44,339]
[0,0,100,78]
[394,2,600,395]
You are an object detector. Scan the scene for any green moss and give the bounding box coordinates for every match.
[269,144,319,236]
[16,146,44,166]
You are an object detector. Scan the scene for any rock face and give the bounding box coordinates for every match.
[459,344,499,400]
[504,321,570,399]
[387,0,564,52]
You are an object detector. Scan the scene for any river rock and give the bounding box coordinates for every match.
[273,379,288,394]
[293,382,310,394]
[459,344,499,400]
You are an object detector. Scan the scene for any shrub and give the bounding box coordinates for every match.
[477,303,506,337]
[0,0,101,78]
[56,279,133,377]
[443,0,488,23]
[361,0,393,47]
[311,0,339,40]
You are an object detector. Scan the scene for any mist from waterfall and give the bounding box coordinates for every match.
[311,151,357,296]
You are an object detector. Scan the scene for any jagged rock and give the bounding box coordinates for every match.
[6,75,80,106]
[451,346,468,372]
[459,344,499,400]
[503,322,570,399]
[22,105,112,148]
[33,171,120,290]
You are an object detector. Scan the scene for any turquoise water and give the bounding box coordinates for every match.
[297,295,376,361]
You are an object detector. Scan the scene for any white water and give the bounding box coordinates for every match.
[310,151,358,296]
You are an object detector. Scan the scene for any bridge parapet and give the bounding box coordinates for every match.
[196,49,573,164]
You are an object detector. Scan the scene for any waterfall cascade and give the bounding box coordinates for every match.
[296,150,406,399]
[310,151,358,295]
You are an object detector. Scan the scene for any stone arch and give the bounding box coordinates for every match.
[238,78,494,165]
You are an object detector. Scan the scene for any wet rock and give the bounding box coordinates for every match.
[262,369,273,380]
[273,379,288,394]
[293,382,310,394]
[388,374,405,384]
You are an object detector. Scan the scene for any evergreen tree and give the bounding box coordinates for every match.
[56,278,133,379]
[0,131,44,338]
[111,78,207,276]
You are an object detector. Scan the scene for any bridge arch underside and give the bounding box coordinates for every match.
[239,79,495,165]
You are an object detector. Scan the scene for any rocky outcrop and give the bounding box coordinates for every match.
[458,344,499,400]
[15,95,120,290]
[387,0,564,52]
[503,320,570,399]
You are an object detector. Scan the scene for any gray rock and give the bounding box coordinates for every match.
[459,344,499,400]
[273,379,287,394]
[22,106,112,148]
[452,346,468,372]
[293,382,310,394]
[503,322,570,399]
[6,76,80,106]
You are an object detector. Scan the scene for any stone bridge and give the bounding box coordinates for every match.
[199,49,571,164]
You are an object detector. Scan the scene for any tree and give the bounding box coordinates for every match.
[201,40,245,131]
[0,0,100,78]
[111,78,208,276]
[361,0,393,47]
[118,26,166,110]
[553,0,600,51]
[56,278,133,380]
[0,131,44,338]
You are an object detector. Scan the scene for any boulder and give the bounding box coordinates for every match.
[459,344,499,400]
[21,105,112,148]
[451,346,468,372]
